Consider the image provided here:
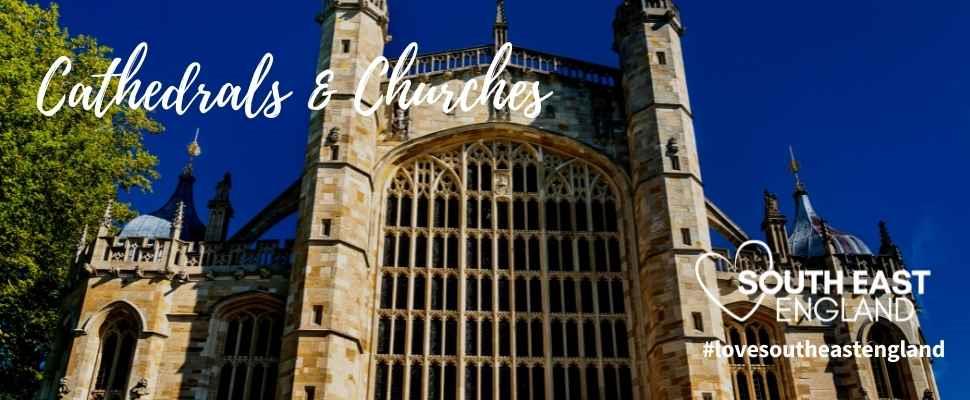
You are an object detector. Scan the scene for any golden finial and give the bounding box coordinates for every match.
[789,145,805,192]
[183,129,202,176]
[187,128,202,158]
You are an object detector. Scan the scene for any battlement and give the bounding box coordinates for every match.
[82,235,294,278]
[390,45,620,87]
[645,0,678,11]
[713,247,904,278]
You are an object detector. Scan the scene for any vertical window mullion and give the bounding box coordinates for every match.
[105,332,123,391]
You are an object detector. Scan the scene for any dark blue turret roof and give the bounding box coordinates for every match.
[789,189,872,257]
[119,170,207,241]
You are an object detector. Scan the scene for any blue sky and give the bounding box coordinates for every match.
[38,0,969,396]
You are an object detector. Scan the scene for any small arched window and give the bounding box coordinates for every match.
[92,309,140,400]
[868,323,914,400]
[726,319,787,400]
[216,307,283,400]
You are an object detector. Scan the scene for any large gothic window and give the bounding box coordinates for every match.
[92,309,139,400]
[726,320,786,400]
[868,323,913,400]
[215,307,283,400]
[374,140,635,400]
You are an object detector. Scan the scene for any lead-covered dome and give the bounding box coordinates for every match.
[789,189,872,257]
[118,171,207,241]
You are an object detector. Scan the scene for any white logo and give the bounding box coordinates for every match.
[693,240,774,322]
[696,240,931,323]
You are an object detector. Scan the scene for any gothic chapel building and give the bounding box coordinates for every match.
[43,1,940,399]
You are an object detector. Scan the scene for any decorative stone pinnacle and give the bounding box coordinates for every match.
[879,220,902,258]
[97,200,114,237]
[493,0,509,49]
[763,190,781,217]
[171,201,186,236]
[101,201,114,228]
[818,218,836,256]
[879,221,893,245]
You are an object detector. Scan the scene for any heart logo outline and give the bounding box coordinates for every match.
[693,240,775,322]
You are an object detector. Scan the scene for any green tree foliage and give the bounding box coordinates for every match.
[0,1,160,397]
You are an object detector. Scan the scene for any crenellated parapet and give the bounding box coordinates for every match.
[714,250,906,283]
[389,45,621,87]
[82,235,293,280]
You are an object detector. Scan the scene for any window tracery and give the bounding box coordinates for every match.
[91,309,139,400]
[868,323,914,400]
[375,140,634,400]
[215,307,283,400]
[726,320,786,400]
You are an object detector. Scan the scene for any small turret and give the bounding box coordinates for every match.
[118,132,207,241]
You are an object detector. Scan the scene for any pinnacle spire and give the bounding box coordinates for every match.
[879,221,902,258]
[495,0,506,24]
[493,0,508,49]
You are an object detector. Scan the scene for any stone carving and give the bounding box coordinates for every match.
[666,137,680,156]
[57,377,72,399]
[99,201,114,231]
[129,377,150,399]
[173,269,190,284]
[764,190,780,215]
[493,169,512,197]
[326,127,341,146]
[391,104,410,140]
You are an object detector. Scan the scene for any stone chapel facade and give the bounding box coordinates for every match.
[40,1,940,399]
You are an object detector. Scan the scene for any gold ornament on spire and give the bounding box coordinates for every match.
[187,128,202,158]
[789,145,805,192]
[183,129,202,176]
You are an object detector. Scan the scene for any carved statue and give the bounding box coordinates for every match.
[391,105,410,140]
[493,170,512,197]
[173,269,190,284]
[57,377,72,399]
[129,377,150,399]
[764,190,780,214]
[326,127,342,146]
[665,137,680,156]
